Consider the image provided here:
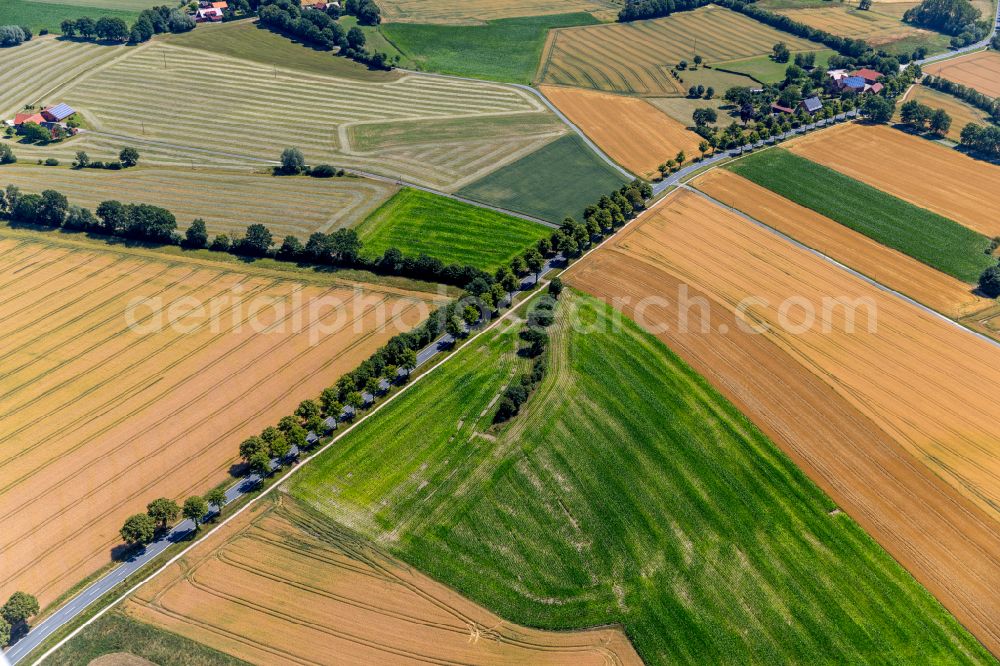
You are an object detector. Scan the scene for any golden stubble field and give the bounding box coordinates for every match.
[694,169,987,318]
[786,123,1000,237]
[566,189,1000,654]
[125,497,642,665]
[924,50,1000,98]
[540,86,703,178]
[0,234,442,607]
[375,0,621,23]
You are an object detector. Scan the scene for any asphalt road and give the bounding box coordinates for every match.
[3,254,561,665]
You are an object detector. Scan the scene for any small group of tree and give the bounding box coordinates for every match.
[258,0,393,70]
[859,94,896,123]
[692,106,718,127]
[979,264,1000,298]
[238,423,302,476]
[0,144,16,165]
[686,84,714,99]
[772,42,790,63]
[494,289,561,423]
[793,51,816,69]
[959,121,1000,156]
[899,99,952,134]
[73,147,140,170]
[0,25,32,47]
[60,6,193,44]
[618,0,712,22]
[0,591,40,647]
[657,149,689,175]
[924,75,1000,121]
[120,490,228,547]
[903,0,987,44]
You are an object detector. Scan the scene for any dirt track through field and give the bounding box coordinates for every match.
[786,123,1000,237]
[694,169,987,317]
[540,86,702,178]
[566,189,1000,655]
[126,497,642,665]
[0,235,440,608]
[924,50,1000,98]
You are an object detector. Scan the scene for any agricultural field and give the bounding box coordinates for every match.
[0,0,139,33]
[457,133,630,223]
[786,122,1000,237]
[163,19,404,82]
[55,497,641,665]
[356,188,552,270]
[647,96,737,127]
[726,148,993,283]
[924,49,1000,98]
[19,39,566,192]
[770,5,948,53]
[537,5,823,96]
[714,49,834,84]
[0,165,398,239]
[0,36,124,119]
[382,13,599,83]
[540,85,703,178]
[566,190,1000,655]
[898,85,995,142]
[695,169,987,317]
[375,0,620,23]
[0,231,441,608]
[288,289,994,664]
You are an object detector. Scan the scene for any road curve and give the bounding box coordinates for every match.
[916,0,1000,66]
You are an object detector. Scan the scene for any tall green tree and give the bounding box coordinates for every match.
[146,497,180,530]
[120,513,156,546]
[1,592,39,626]
[183,495,209,530]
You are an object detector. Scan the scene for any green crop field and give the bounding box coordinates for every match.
[382,13,599,84]
[0,0,139,33]
[355,188,552,270]
[457,134,629,223]
[30,39,566,191]
[726,149,994,283]
[715,49,834,84]
[0,164,398,239]
[290,291,992,665]
[47,611,249,666]
[538,5,823,96]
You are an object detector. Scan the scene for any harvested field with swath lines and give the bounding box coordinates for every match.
[540,86,702,178]
[0,165,398,238]
[694,169,987,318]
[0,233,441,608]
[567,189,1000,655]
[899,85,994,142]
[376,0,620,23]
[787,122,1000,237]
[538,6,821,95]
[123,498,641,665]
[774,6,929,46]
[0,36,125,117]
[45,42,565,191]
[924,49,1000,98]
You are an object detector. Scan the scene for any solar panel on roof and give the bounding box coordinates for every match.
[46,103,75,120]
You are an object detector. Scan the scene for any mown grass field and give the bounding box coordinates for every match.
[727,148,993,283]
[290,291,993,665]
[715,49,834,84]
[0,0,139,32]
[382,12,599,84]
[897,85,993,142]
[45,40,563,191]
[356,188,552,270]
[538,5,822,96]
[0,165,398,239]
[375,0,620,23]
[163,19,403,82]
[768,4,950,54]
[46,611,249,666]
[457,134,629,223]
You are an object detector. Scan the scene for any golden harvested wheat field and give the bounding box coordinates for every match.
[694,169,987,317]
[774,6,927,46]
[566,190,1000,654]
[0,233,441,607]
[0,166,398,239]
[540,86,702,178]
[787,123,1000,237]
[899,85,994,142]
[375,0,620,23]
[925,49,1000,98]
[126,497,642,665]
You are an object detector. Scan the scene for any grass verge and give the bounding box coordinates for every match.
[726,147,994,282]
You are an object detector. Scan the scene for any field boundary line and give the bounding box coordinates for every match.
[25,278,550,666]
[682,184,1000,351]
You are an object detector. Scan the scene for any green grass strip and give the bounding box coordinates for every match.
[356,188,550,271]
[726,148,993,283]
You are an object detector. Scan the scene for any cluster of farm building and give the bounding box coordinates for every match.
[3,103,79,140]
